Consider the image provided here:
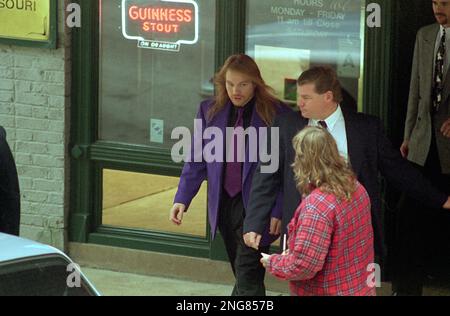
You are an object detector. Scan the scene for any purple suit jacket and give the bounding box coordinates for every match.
[174,99,292,246]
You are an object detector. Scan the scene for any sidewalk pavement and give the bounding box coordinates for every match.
[81,267,286,296]
[82,266,450,296]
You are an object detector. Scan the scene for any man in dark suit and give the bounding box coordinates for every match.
[243,66,450,264]
[0,126,20,236]
[393,0,450,295]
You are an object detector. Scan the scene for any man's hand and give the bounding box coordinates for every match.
[443,197,450,210]
[269,217,281,235]
[243,232,262,250]
[169,203,186,225]
[440,118,450,138]
[400,140,409,158]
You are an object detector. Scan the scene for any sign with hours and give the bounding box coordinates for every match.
[122,0,199,52]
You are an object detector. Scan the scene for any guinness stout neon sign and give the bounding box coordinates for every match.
[122,0,199,52]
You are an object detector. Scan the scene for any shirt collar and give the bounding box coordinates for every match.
[311,105,343,131]
[440,25,450,36]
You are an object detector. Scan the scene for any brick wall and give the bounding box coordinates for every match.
[0,0,69,249]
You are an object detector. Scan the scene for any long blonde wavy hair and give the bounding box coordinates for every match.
[291,126,356,201]
[208,54,280,126]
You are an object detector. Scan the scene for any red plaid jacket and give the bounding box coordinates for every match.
[267,181,376,296]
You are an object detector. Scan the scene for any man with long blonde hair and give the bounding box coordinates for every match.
[170,54,291,295]
[261,126,375,296]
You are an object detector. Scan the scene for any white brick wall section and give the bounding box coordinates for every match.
[0,0,69,250]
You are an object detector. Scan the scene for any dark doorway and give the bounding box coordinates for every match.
[384,0,450,292]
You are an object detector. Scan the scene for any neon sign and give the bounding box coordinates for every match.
[122,0,199,52]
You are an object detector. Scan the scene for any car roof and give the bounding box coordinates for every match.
[0,233,68,263]
[0,233,101,295]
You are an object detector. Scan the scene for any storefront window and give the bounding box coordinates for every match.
[99,0,216,148]
[246,0,366,111]
[102,169,207,237]
[97,0,214,237]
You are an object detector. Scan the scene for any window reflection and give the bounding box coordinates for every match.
[102,169,207,237]
[246,0,365,111]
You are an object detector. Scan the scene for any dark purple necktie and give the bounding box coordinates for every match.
[224,108,244,198]
[318,120,328,129]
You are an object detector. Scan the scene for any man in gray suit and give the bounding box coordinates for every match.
[394,0,450,296]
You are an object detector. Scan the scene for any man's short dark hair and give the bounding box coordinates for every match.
[297,67,343,103]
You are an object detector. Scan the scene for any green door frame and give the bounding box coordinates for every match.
[69,0,395,260]
[364,0,394,129]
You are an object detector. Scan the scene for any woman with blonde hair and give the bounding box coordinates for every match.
[261,126,376,296]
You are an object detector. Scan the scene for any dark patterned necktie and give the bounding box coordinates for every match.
[318,120,328,129]
[224,108,244,198]
[434,29,446,112]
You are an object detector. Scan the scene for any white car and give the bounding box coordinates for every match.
[0,233,100,296]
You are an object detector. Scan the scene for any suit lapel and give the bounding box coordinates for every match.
[214,101,231,138]
[243,105,264,185]
[342,111,364,175]
[211,102,231,184]
[442,71,450,104]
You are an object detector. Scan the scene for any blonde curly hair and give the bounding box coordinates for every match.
[291,126,356,201]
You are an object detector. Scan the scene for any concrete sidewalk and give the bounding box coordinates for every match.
[81,267,286,296]
[82,266,450,296]
[72,243,450,296]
